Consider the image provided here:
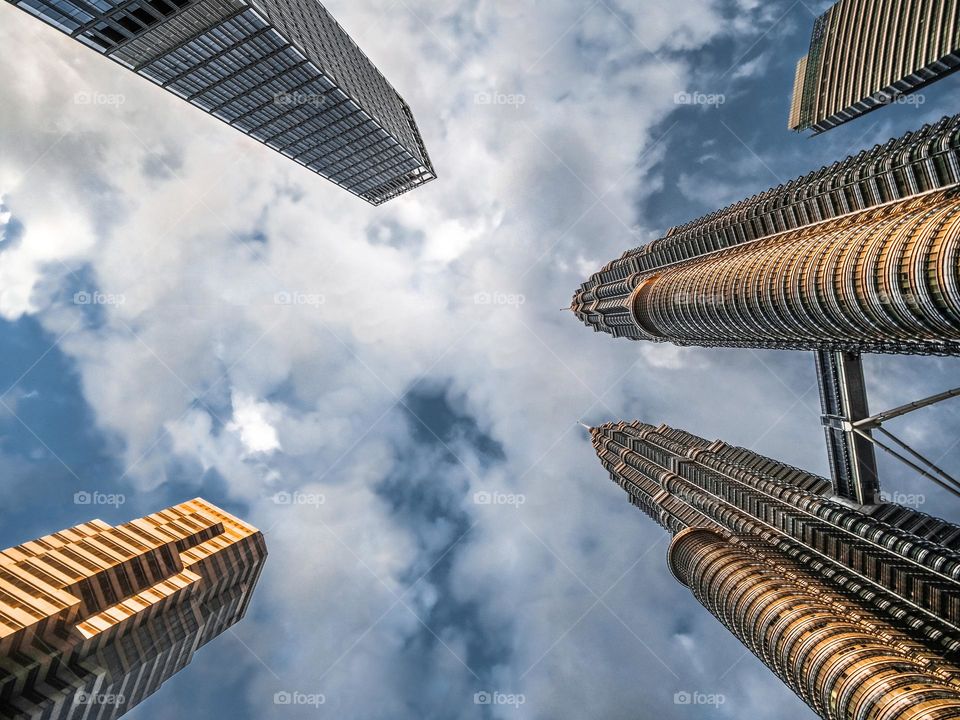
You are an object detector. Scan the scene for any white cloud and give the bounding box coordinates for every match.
[227,392,282,455]
[0,2,925,720]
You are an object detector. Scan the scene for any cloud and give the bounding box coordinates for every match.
[1,2,956,720]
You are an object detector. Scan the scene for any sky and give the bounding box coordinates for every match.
[1,0,959,718]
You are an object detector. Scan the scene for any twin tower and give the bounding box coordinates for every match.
[572,113,960,720]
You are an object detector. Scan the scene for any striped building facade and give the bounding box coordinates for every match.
[571,114,960,355]
[789,0,960,133]
[2,0,435,204]
[590,421,960,720]
[0,498,267,719]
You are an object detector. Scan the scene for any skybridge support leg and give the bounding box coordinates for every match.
[815,350,880,505]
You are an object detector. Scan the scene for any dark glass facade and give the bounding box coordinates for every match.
[5,0,436,204]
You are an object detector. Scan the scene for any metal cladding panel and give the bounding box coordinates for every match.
[112,0,249,67]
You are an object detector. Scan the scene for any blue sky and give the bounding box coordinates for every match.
[1,1,959,718]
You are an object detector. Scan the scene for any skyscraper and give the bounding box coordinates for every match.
[0,498,267,719]
[588,420,960,720]
[789,0,960,134]
[3,0,435,204]
[571,114,960,355]
[599,189,959,354]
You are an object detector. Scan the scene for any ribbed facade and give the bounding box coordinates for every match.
[0,498,267,719]
[572,115,960,354]
[4,0,435,204]
[669,529,960,720]
[790,0,960,133]
[590,421,960,720]
[629,189,960,354]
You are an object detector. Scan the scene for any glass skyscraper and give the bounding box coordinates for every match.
[4,0,436,204]
[0,498,267,719]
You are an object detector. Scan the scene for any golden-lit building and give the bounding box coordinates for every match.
[0,498,267,719]
[626,188,960,355]
[589,421,960,720]
[572,115,960,355]
[789,0,960,133]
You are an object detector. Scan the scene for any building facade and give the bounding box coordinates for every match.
[571,114,960,355]
[789,0,960,133]
[3,0,435,204]
[589,420,960,720]
[0,498,267,719]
